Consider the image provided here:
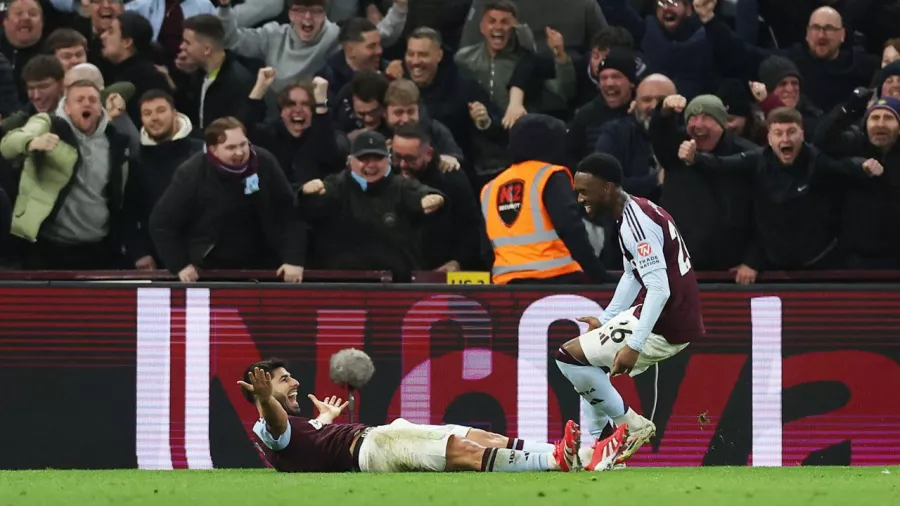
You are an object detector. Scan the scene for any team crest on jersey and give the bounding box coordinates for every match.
[497,180,525,226]
[637,241,652,257]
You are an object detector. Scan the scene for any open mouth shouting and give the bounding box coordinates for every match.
[298,20,317,40]
[488,30,508,49]
[778,143,797,162]
[286,388,299,409]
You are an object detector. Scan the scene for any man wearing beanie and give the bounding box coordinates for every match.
[756,55,822,134]
[648,93,757,278]
[715,78,762,143]
[874,61,900,100]
[481,113,611,284]
[681,107,885,274]
[694,1,878,112]
[813,96,900,268]
[568,47,636,161]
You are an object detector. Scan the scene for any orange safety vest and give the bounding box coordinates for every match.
[480,161,583,284]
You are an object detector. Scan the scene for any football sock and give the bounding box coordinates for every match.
[506,438,555,453]
[556,359,627,423]
[581,398,614,439]
[481,449,552,472]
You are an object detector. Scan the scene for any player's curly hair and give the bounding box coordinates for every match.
[240,358,289,403]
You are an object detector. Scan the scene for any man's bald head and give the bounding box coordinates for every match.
[65,63,105,89]
[634,74,677,124]
[807,7,844,60]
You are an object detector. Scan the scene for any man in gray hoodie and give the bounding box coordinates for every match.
[217,0,408,92]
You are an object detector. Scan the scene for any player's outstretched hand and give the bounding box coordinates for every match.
[576,316,601,332]
[237,367,274,402]
[308,394,349,420]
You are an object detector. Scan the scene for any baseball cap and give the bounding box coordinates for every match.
[351,130,390,158]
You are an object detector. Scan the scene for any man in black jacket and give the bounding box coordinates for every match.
[567,47,636,162]
[149,117,306,283]
[403,27,507,188]
[680,107,884,272]
[128,90,204,268]
[595,73,675,200]
[299,130,445,279]
[694,0,879,112]
[649,93,758,280]
[392,123,484,271]
[247,68,344,189]
[179,14,256,134]
[100,12,175,128]
[814,95,900,268]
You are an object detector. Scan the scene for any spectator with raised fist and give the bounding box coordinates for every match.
[814,96,900,269]
[680,107,885,274]
[299,130,445,279]
[216,0,408,91]
[693,0,879,112]
[247,68,343,189]
[596,0,716,99]
[649,93,757,275]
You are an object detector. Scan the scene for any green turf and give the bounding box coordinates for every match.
[0,468,897,506]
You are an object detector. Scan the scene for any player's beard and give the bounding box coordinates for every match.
[276,392,303,416]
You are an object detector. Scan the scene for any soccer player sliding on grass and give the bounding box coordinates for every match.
[555,154,706,465]
[238,359,627,473]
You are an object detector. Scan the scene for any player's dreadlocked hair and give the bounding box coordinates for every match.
[240,358,289,403]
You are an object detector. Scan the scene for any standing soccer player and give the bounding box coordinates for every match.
[238,359,627,473]
[555,153,705,464]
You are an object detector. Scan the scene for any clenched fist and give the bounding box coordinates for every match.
[28,133,59,152]
[693,0,718,23]
[421,194,445,214]
[384,60,404,80]
[663,94,688,114]
[312,76,329,104]
[678,139,698,165]
[302,179,326,195]
[863,158,884,176]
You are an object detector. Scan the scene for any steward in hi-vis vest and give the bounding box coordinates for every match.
[480,114,611,284]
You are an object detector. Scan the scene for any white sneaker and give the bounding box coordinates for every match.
[615,409,655,464]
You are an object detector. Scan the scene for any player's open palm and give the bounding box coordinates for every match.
[309,394,349,420]
[576,316,602,332]
[237,367,274,402]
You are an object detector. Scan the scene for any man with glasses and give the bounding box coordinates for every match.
[594,0,715,99]
[694,0,879,112]
[392,123,484,272]
[216,0,408,92]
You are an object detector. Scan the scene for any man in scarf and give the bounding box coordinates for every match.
[150,117,307,282]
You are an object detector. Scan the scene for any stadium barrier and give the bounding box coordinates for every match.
[1,281,898,470]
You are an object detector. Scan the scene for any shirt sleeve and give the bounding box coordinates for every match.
[253,418,292,451]
[628,268,670,353]
[599,259,642,325]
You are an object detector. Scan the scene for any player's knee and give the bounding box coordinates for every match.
[555,343,586,366]
[465,428,507,448]
[445,435,485,471]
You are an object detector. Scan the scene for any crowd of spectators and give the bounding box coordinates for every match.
[0,0,897,283]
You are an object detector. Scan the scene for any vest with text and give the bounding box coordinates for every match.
[480,161,582,284]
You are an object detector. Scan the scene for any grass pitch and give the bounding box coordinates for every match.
[0,467,897,506]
